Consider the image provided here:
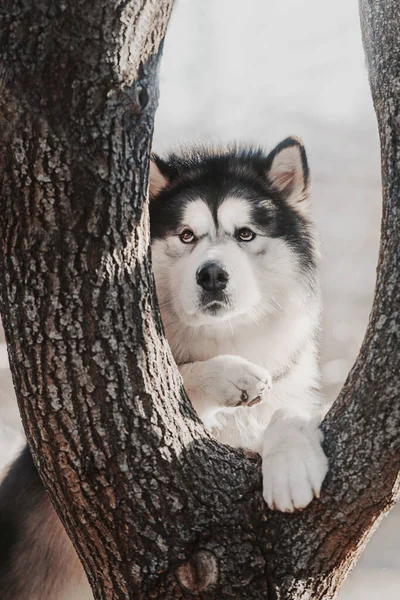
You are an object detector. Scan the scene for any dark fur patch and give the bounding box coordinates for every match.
[150,145,316,272]
[0,446,40,567]
[0,446,85,600]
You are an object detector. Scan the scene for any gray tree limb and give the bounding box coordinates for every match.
[0,0,398,599]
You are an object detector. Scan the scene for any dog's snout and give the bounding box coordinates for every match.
[197,262,229,293]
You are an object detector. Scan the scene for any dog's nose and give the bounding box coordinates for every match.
[196,262,229,292]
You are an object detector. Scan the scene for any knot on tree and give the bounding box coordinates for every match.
[119,84,150,119]
[176,550,218,592]
[127,84,149,114]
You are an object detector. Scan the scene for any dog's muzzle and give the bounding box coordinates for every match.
[196,261,229,294]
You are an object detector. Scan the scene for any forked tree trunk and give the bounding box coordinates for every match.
[0,1,399,599]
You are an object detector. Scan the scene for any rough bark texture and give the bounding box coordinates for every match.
[0,1,399,599]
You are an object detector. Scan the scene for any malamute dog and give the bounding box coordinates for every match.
[0,137,329,599]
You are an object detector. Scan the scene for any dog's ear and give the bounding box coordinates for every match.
[266,137,309,212]
[149,155,170,199]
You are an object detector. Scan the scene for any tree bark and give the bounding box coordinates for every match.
[0,1,399,599]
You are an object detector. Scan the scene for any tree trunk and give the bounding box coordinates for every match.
[0,1,398,599]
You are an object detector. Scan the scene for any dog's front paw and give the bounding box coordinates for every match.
[262,412,328,512]
[210,355,272,409]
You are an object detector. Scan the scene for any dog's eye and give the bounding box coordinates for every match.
[236,227,256,242]
[179,229,196,244]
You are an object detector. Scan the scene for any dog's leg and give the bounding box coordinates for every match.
[261,408,328,512]
[0,446,92,600]
[179,354,272,428]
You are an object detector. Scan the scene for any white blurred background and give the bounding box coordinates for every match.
[0,1,398,598]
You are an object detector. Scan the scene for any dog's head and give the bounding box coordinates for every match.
[149,138,317,330]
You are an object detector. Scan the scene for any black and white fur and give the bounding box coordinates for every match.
[150,137,328,508]
[0,137,328,599]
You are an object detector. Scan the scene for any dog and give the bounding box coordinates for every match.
[0,137,329,599]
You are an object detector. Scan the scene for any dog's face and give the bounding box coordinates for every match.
[149,138,316,329]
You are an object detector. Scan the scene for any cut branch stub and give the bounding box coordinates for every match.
[176,550,219,593]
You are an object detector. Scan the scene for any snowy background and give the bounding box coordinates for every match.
[0,0,398,598]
